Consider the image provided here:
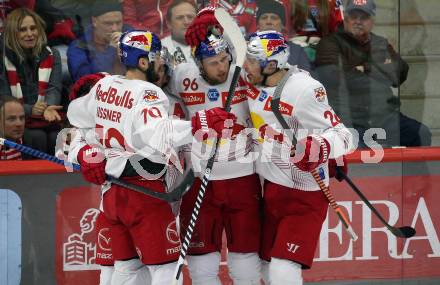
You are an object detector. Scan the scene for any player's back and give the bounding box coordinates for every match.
[69,75,171,177]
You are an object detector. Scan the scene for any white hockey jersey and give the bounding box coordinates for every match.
[247,67,354,191]
[170,62,255,180]
[161,35,195,66]
[67,75,193,178]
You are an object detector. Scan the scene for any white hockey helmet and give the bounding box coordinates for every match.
[247,30,289,70]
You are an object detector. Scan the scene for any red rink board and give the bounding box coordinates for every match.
[52,176,440,283]
[1,147,434,284]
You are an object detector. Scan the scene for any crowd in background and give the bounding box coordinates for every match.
[0,0,432,160]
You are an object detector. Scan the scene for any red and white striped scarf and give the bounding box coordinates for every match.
[4,46,54,101]
[0,139,22,160]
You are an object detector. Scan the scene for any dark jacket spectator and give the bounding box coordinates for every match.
[0,8,63,154]
[0,8,63,118]
[0,0,76,45]
[0,96,25,160]
[67,2,127,81]
[315,0,431,147]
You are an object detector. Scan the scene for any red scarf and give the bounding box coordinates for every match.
[4,46,54,102]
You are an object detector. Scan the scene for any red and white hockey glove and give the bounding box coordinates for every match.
[328,155,348,182]
[191,107,237,141]
[185,6,223,47]
[291,135,330,172]
[77,145,107,185]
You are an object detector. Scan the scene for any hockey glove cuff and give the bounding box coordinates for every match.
[291,135,330,172]
[77,144,107,185]
[191,107,236,141]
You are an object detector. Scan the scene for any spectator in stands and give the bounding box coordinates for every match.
[0,96,25,160]
[315,0,431,148]
[0,7,63,154]
[204,0,258,35]
[256,0,292,36]
[290,0,344,62]
[161,0,197,66]
[123,0,173,38]
[67,1,126,81]
[0,0,76,45]
[256,0,311,71]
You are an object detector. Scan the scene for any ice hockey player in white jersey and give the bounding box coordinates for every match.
[67,30,236,285]
[243,31,354,285]
[169,25,262,284]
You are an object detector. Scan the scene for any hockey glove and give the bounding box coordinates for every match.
[328,155,348,182]
[291,135,330,172]
[259,124,284,143]
[77,144,107,185]
[191,107,236,141]
[185,6,223,47]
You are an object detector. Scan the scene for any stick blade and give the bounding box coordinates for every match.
[395,226,416,238]
[214,8,247,66]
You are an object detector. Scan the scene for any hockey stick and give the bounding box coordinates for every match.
[0,138,193,203]
[336,167,416,238]
[172,7,247,283]
[271,70,358,241]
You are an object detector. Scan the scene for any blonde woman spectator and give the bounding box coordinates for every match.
[0,7,63,154]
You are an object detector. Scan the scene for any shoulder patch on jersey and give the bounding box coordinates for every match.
[143,90,159,102]
[314,87,326,103]
[258,90,268,102]
[264,96,294,116]
[180,92,205,106]
[207,88,220,102]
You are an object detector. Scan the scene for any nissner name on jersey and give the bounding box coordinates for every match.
[95,84,134,109]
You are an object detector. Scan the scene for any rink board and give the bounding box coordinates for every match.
[0,147,439,284]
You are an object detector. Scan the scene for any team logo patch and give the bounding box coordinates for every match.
[314,87,326,102]
[207,88,220,102]
[258,90,268,102]
[166,221,180,245]
[143,90,159,102]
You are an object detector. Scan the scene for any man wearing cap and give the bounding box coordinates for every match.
[315,0,431,148]
[67,1,130,81]
[256,0,311,71]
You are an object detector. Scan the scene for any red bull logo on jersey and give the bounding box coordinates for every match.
[314,87,326,102]
[143,90,159,102]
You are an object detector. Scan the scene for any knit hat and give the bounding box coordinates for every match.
[346,0,376,16]
[256,0,286,26]
[91,1,122,17]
